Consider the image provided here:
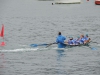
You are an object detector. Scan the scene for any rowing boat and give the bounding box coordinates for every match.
[65,42,89,48]
[56,41,90,48]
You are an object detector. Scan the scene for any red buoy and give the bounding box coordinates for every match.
[0,42,5,46]
[95,0,100,5]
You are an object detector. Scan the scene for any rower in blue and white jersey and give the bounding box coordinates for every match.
[68,37,76,45]
[84,34,91,44]
[84,34,89,40]
[74,36,80,45]
[79,35,86,44]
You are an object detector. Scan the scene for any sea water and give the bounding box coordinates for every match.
[0,0,100,75]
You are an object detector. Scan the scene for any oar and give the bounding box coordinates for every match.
[89,41,98,50]
[46,42,57,48]
[91,47,97,50]
[30,44,49,47]
[87,46,97,50]
[91,41,98,44]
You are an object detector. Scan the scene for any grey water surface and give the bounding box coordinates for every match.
[0,0,100,75]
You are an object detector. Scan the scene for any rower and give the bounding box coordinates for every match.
[68,37,76,45]
[79,34,86,44]
[84,34,91,44]
[75,36,81,45]
[56,32,66,48]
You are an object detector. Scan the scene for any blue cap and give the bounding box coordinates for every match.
[86,34,88,36]
[77,36,80,38]
[69,37,73,39]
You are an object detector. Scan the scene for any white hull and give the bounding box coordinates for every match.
[55,0,81,4]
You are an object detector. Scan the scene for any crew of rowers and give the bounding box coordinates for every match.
[64,34,91,45]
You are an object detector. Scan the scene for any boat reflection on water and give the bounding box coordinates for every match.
[56,49,68,75]
[56,49,65,61]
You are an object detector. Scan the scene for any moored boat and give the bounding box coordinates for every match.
[55,0,81,4]
[95,0,100,5]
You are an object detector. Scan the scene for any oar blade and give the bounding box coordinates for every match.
[30,44,48,47]
[91,47,97,50]
[30,44,38,47]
